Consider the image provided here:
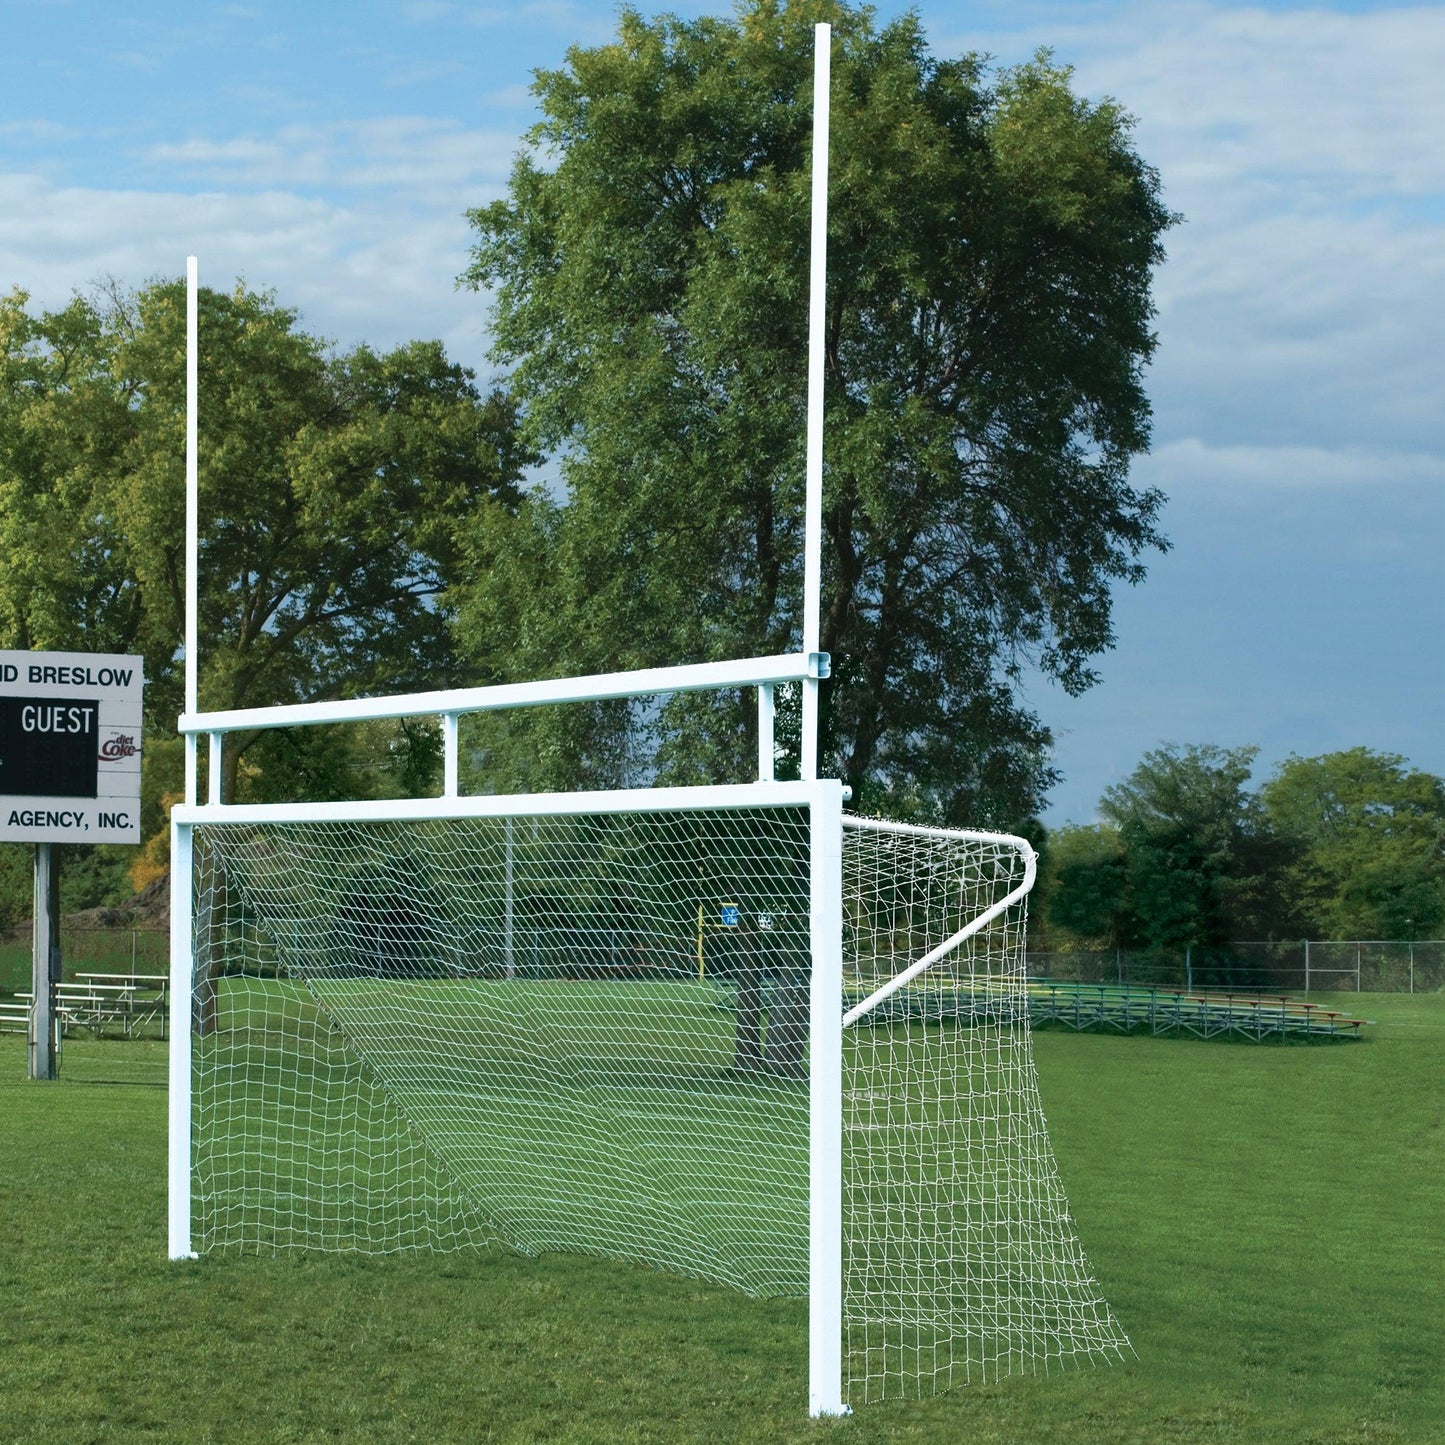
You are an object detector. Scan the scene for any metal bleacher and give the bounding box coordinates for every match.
[1026,979,1370,1041]
[4,974,169,1042]
[844,976,1370,1041]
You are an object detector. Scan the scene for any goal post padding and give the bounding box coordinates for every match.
[175,793,1128,1404]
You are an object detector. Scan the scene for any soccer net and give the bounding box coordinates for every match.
[841,818,1130,1402]
[180,796,1127,1405]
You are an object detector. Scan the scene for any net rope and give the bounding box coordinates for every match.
[842,818,1130,1401]
[189,804,1127,1403]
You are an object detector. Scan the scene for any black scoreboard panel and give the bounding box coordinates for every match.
[0,697,100,799]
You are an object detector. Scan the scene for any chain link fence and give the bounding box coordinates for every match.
[8,928,1444,1000]
[1,927,168,991]
[57,926,168,978]
[1026,941,1445,994]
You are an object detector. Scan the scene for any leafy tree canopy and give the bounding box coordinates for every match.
[1261,748,1445,940]
[1043,822,1128,947]
[1038,744,1444,950]
[0,280,528,905]
[458,0,1174,824]
[1095,743,1295,949]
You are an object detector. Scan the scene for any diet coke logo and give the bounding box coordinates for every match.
[99,733,138,761]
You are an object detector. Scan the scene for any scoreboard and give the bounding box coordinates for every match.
[0,651,144,844]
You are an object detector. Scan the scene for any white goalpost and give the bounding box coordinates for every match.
[167,25,1129,1416]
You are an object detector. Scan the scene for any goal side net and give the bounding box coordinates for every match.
[842,817,1130,1401]
[174,791,1128,1406]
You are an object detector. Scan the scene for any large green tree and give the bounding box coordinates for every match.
[0,291,138,657]
[1261,749,1445,940]
[458,0,1174,823]
[0,280,528,902]
[1043,822,1130,947]
[1096,743,1295,951]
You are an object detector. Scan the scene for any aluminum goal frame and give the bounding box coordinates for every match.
[164,24,1103,1416]
[169,778,855,1412]
[168,780,1044,1418]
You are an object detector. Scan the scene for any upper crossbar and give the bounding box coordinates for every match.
[178,651,828,736]
[840,818,1037,1029]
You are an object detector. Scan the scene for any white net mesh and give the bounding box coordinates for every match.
[191,806,815,1292]
[187,802,1127,1404]
[842,818,1130,1402]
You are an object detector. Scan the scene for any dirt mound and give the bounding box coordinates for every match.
[63,873,170,932]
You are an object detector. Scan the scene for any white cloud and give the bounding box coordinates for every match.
[456,1,631,38]
[1139,436,1445,493]
[145,118,520,204]
[927,3,1445,205]
[918,3,1445,470]
[0,119,81,141]
[396,0,621,41]
[0,173,494,372]
[1148,205,1445,453]
[1079,4,1445,206]
[485,83,539,110]
[110,49,166,74]
[383,59,471,90]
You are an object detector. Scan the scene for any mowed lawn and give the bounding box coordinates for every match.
[191,977,814,1296]
[0,994,1441,1443]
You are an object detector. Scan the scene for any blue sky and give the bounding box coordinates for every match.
[2,0,1441,822]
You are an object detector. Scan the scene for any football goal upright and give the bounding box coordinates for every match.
[167,26,1129,1417]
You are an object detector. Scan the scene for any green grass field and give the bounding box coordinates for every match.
[1,993,1441,1443]
[192,978,814,1296]
[185,972,1127,1401]
[0,940,31,994]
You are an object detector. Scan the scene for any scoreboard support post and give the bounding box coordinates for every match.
[28,842,60,1080]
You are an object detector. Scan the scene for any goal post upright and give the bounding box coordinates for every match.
[808,776,847,1417]
[185,256,199,809]
[167,815,195,1259]
[804,37,847,1413]
[801,22,830,782]
[171,255,199,1262]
